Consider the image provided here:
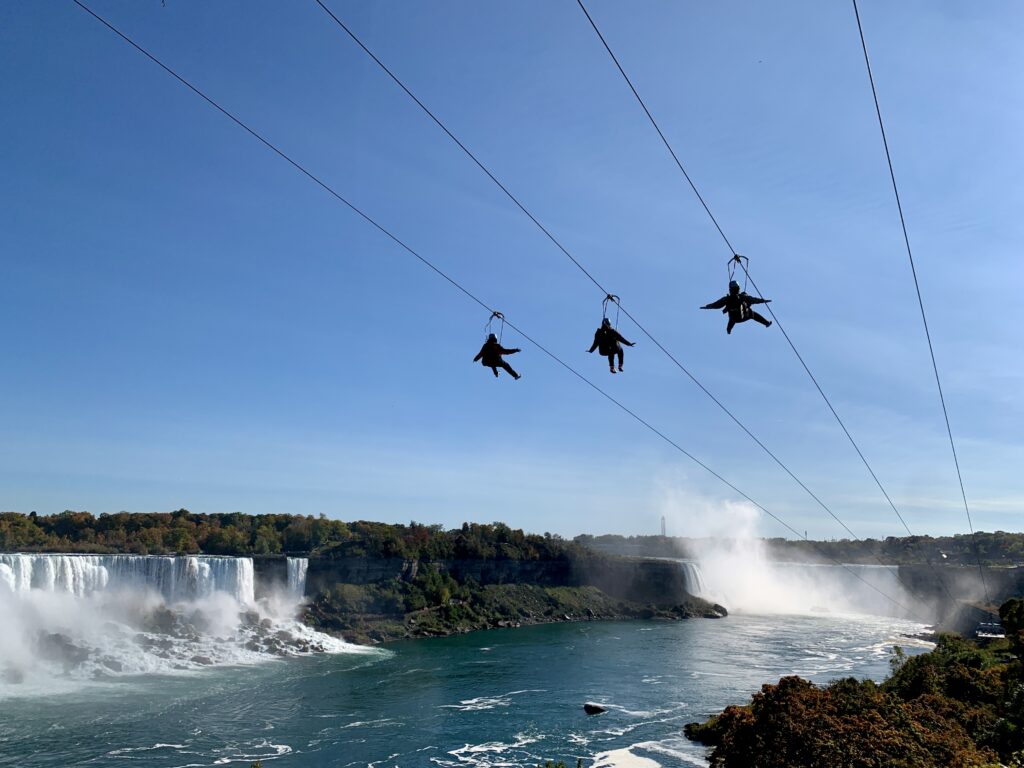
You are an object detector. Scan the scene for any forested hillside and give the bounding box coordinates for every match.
[576,532,1024,566]
[0,510,577,560]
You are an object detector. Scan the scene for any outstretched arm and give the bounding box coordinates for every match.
[746,295,771,305]
[701,296,727,310]
[499,345,521,355]
[588,331,600,353]
[473,344,485,362]
[610,329,635,346]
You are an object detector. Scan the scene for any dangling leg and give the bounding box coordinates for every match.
[616,348,624,372]
[749,310,772,328]
[726,318,736,335]
[489,365,500,378]
[605,353,616,373]
[499,360,520,380]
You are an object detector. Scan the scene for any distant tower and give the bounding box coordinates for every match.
[660,515,667,537]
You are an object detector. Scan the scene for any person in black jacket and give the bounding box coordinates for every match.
[701,280,773,335]
[473,334,521,379]
[588,318,635,373]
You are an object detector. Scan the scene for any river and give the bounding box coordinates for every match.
[0,611,930,767]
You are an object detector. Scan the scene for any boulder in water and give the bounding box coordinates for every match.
[148,606,177,633]
[583,702,607,715]
[38,632,91,668]
[190,655,214,666]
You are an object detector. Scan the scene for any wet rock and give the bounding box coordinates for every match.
[583,702,607,715]
[101,658,124,672]
[260,618,273,629]
[239,610,260,627]
[148,607,177,632]
[37,632,90,668]
[1,668,25,685]
[185,610,211,632]
[190,655,214,666]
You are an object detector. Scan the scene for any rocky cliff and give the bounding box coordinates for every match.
[898,563,1024,633]
[253,553,707,608]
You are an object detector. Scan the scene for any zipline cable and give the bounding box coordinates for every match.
[850,0,989,602]
[312,0,872,546]
[576,0,957,601]
[312,0,606,296]
[574,0,736,257]
[71,0,924,621]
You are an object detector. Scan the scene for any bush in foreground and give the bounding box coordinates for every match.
[686,605,1024,768]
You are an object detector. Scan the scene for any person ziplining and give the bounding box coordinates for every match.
[588,294,635,374]
[474,334,521,379]
[701,280,773,335]
[474,312,521,379]
[589,317,635,373]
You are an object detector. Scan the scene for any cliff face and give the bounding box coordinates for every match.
[898,563,1024,603]
[252,555,1019,632]
[898,563,1024,632]
[254,554,707,608]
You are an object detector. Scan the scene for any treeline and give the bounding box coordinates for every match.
[576,532,1024,566]
[0,510,578,561]
[685,598,1024,767]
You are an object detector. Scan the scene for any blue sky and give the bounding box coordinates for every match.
[1,1,1021,540]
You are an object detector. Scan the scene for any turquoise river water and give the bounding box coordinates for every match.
[0,612,930,767]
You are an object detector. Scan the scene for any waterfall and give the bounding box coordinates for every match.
[286,557,308,599]
[692,549,915,618]
[0,553,363,694]
[666,553,917,618]
[0,554,255,604]
[677,561,708,598]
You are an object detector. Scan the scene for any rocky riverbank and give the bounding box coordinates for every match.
[303,581,725,644]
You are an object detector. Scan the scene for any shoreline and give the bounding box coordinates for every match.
[302,582,727,645]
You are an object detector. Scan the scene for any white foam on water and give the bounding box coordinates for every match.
[439,732,541,765]
[591,747,662,768]
[594,738,711,768]
[439,689,545,712]
[107,743,187,755]
[0,553,374,699]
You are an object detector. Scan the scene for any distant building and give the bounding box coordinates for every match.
[660,515,666,537]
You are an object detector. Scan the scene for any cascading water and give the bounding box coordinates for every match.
[286,557,308,599]
[676,561,708,598]
[0,554,255,603]
[0,553,367,698]
[678,547,922,619]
